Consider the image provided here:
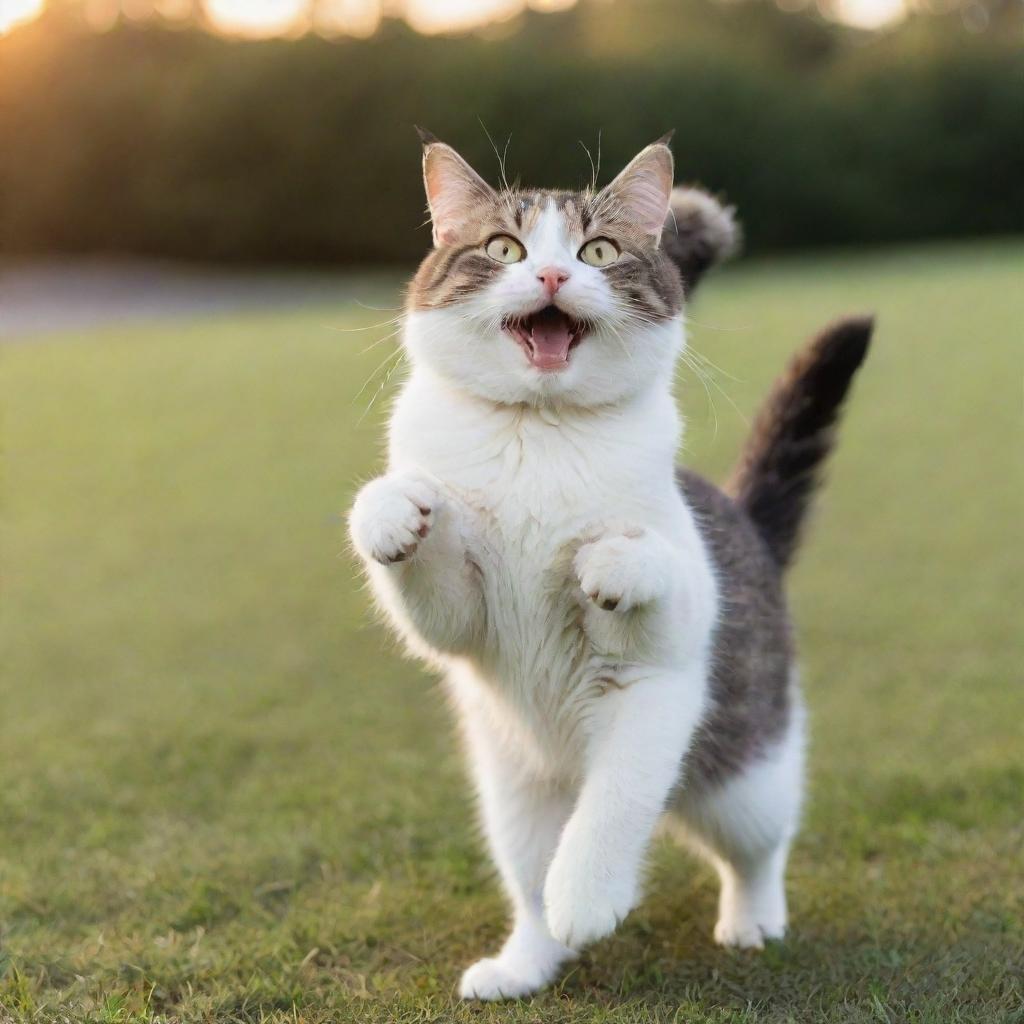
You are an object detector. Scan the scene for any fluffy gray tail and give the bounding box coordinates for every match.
[662,187,741,295]
[725,316,874,569]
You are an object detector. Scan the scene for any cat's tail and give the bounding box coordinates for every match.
[662,187,741,295]
[724,316,874,570]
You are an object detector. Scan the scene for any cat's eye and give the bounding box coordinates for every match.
[578,237,620,268]
[485,235,525,264]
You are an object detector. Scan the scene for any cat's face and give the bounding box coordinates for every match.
[405,135,685,408]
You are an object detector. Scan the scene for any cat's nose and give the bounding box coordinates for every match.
[537,267,570,297]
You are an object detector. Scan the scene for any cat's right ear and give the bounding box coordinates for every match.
[416,128,494,247]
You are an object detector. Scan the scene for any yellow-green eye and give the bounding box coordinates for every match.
[486,235,525,264]
[578,237,620,268]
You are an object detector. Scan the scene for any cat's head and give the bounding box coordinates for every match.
[405,131,737,408]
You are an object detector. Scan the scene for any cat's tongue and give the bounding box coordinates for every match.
[527,307,575,369]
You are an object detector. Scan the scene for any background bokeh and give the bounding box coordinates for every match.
[1,3,1022,1023]
[1,0,1023,263]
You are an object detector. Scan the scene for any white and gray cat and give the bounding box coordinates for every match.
[349,131,872,1000]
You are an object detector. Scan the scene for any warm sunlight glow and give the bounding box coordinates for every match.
[0,0,44,34]
[186,0,533,37]
[204,0,304,37]
[315,0,382,37]
[0,0,911,37]
[403,0,522,34]
[831,0,905,28]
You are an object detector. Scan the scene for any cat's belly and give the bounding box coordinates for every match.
[445,467,687,675]
[471,522,588,676]
[450,513,636,772]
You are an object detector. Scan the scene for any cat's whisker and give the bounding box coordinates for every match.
[479,117,512,194]
[359,320,410,355]
[684,346,749,426]
[685,343,743,384]
[323,313,405,335]
[353,343,406,406]
[682,313,752,334]
[677,350,720,437]
[355,299,404,314]
[352,317,465,412]
[610,308,747,430]
[358,354,411,425]
[579,139,598,193]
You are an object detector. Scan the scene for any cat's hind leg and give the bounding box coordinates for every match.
[711,843,790,948]
[451,675,576,1000]
[665,707,805,949]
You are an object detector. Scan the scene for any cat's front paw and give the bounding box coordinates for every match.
[574,527,669,613]
[459,957,541,1001]
[543,839,637,950]
[459,920,574,1000]
[349,473,435,566]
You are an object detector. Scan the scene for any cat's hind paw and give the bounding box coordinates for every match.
[714,915,785,950]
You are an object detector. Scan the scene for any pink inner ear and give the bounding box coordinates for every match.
[627,172,673,234]
[608,146,674,236]
[424,146,492,246]
[425,159,464,242]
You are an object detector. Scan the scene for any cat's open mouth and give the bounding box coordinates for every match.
[502,306,588,371]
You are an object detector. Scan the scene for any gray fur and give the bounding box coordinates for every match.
[663,188,740,296]
[725,317,873,569]
[677,469,795,788]
[678,318,871,785]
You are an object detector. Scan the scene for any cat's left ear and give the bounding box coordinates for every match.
[416,127,495,247]
[600,133,675,241]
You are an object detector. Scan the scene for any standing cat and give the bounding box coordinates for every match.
[349,130,872,1000]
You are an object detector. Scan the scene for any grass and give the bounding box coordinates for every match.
[1,240,1022,1023]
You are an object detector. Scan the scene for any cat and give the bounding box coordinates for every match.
[349,129,872,1001]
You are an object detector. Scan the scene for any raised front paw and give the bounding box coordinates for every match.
[349,472,436,566]
[574,527,669,613]
[543,839,638,950]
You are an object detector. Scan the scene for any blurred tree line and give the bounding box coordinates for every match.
[0,0,1021,263]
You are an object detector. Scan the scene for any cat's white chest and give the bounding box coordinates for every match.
[386,372,688,761]
[425,409,608,673]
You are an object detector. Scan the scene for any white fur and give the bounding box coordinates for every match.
[349,200,799,1000]
[663,696,805,949]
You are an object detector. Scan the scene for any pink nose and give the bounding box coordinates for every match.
[537,267,570,296]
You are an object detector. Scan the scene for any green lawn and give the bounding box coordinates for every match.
[1,241,1022,1024]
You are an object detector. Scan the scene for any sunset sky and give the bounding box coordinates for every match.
[0,0,909,37]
